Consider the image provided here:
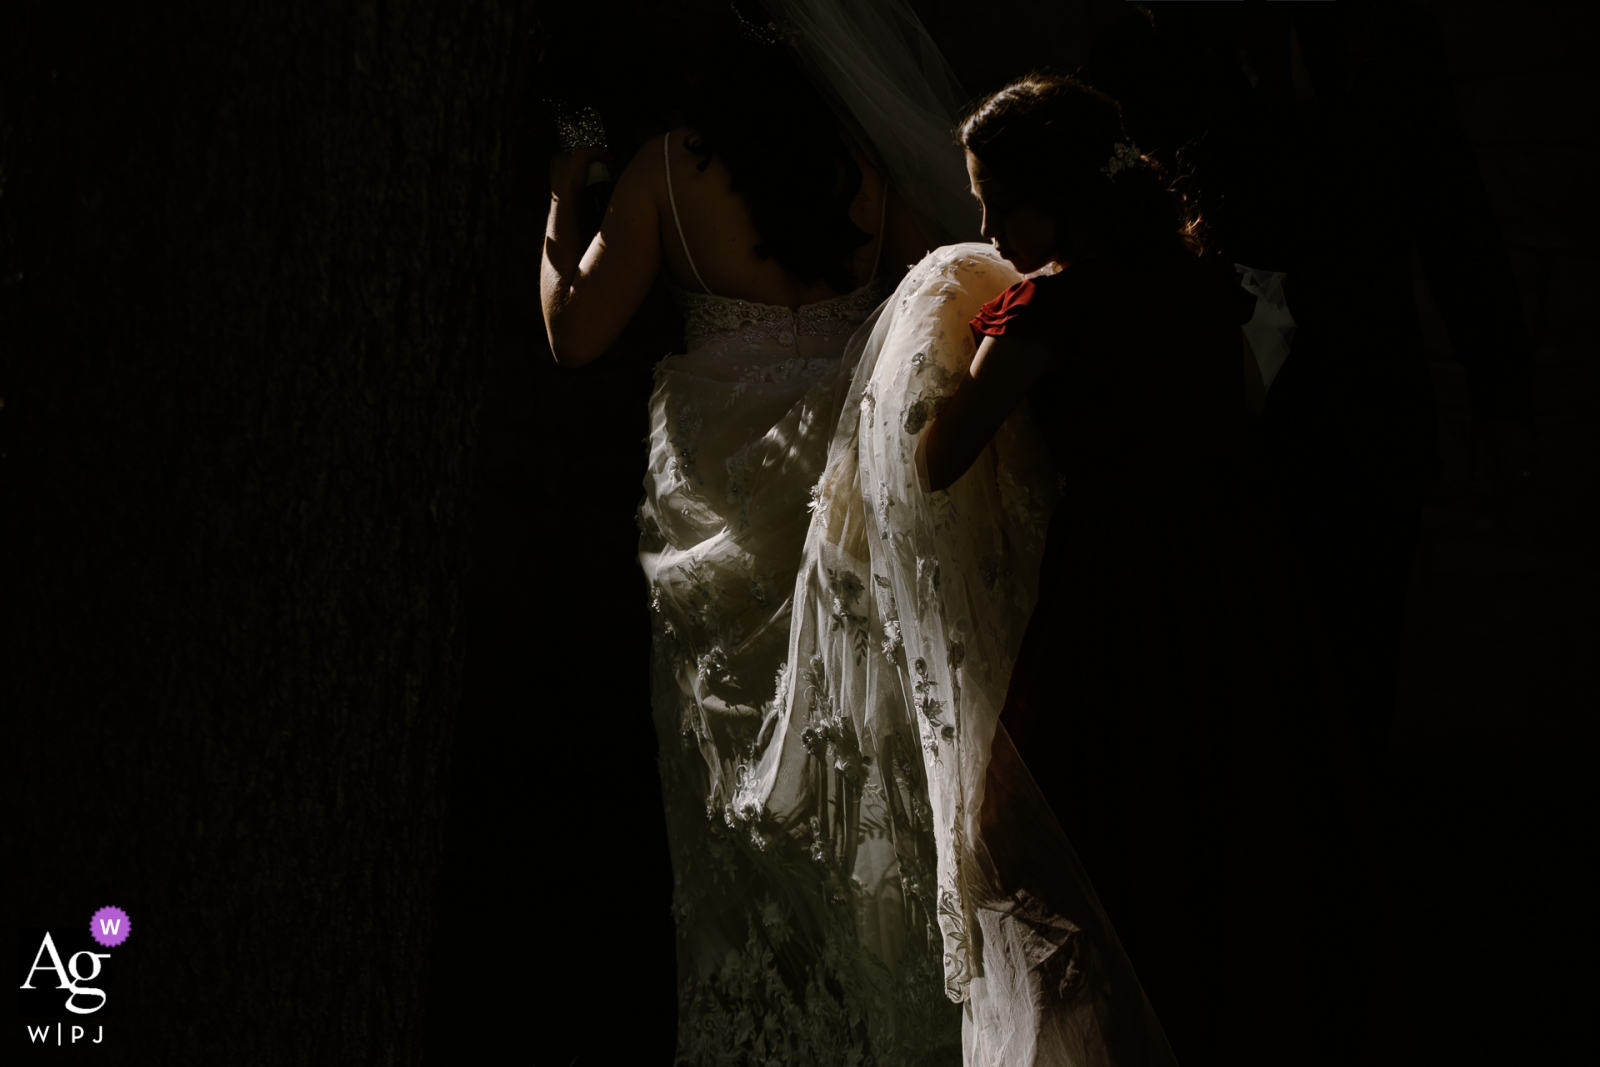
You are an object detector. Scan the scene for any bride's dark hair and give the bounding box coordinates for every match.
[679,21,871,294]
[959,73,1204,261]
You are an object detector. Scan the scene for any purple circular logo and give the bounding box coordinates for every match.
[90,906,131,948]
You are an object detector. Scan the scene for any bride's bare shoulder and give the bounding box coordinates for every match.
[616,128,723,222]
[616,127,709,189]
[618,131,672,191]
[657,126,723,178]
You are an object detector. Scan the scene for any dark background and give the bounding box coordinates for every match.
[6,1,1594,1064]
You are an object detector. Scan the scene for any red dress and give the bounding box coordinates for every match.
[972,253,1358,1066]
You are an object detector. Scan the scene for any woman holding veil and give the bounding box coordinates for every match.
[543,3,1178,1063]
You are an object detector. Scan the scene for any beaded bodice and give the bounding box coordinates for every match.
[671,282,886,352]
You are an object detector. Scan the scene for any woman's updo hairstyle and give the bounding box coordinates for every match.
[959,73,1202,261]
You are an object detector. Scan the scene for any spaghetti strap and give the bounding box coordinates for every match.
[663,134,714,297]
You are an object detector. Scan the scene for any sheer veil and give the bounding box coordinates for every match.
[765,0,981,244]
[724,4,1177,1063]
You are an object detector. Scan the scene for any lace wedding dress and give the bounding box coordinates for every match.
[638,128,961,1061]
[755,244,1172,1067]
[640,4,1173,1062]
[646,233,1175,1064]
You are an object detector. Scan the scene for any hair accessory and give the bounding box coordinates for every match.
[1101,141,1146,180]
[549,102,607,152]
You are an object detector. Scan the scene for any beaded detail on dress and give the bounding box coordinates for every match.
[673,282,886,350]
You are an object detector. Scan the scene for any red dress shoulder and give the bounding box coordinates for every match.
[970,277,1042,341]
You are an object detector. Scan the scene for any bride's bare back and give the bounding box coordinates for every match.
[542,125,934,367]
[659,126,892,306]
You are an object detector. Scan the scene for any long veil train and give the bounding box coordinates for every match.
[742,243,1175,1065]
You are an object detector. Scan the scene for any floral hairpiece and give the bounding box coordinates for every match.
[1101,142,1146,180]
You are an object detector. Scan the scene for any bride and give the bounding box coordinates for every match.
[542,10,963,1061]
[542,3,1173,1063]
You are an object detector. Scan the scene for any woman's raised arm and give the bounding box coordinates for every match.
[540,137,666,367]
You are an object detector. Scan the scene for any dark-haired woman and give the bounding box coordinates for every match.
[923,74,1358,1065]
[539,18,973,1062]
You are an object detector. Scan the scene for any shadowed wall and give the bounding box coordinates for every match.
[5,2,527,1062]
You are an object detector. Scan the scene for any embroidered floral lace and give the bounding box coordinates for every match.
[642,249,1172,1066]
[642,277,964,1065]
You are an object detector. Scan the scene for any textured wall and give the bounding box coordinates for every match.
[5,3,526,1062]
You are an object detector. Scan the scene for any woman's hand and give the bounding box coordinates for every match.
[548,147,611,201]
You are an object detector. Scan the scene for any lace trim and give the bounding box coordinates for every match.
[674,282,884,349]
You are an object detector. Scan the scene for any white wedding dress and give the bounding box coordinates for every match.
[639,4,1175,1063]
[640,140,967,1062]
[769,244,1175,1067]
[645,235,1175,1066]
